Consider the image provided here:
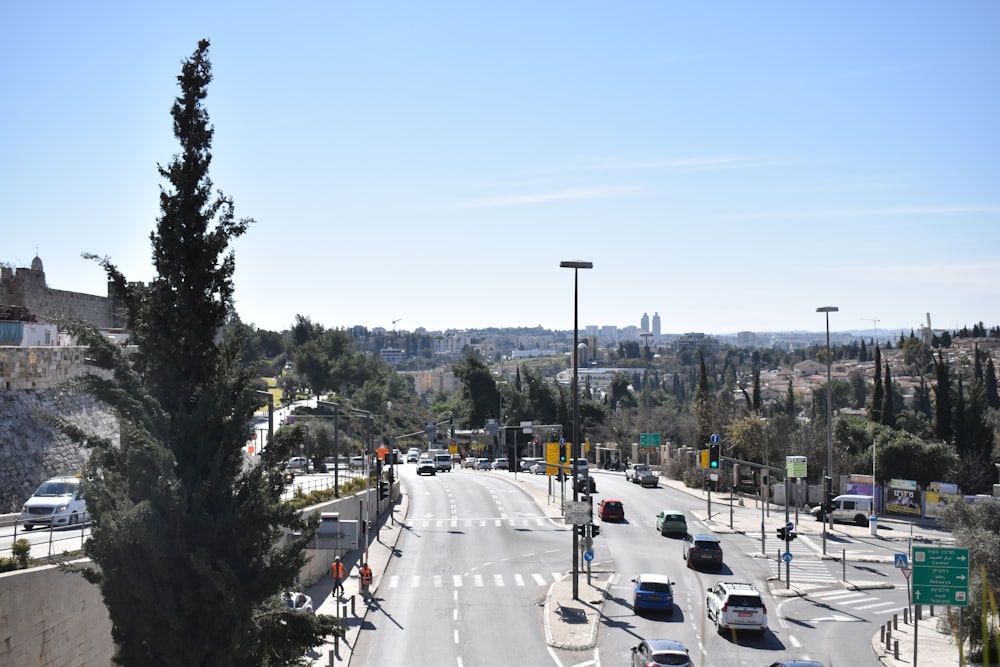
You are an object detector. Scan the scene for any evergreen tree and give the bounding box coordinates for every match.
[934,351,953,442]
[869,345,883,424]
[881,359,896,428]
[986,357,1000,410]
[915,377,933,420]
[859,339,868,362]
[751,363,762,414]
[64,40,338,666]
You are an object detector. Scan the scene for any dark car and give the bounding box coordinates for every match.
[632,573,674,615]
[630,639,693,667]
[598,499,625,522]
[683,533,723,570]
[575,474,597,493]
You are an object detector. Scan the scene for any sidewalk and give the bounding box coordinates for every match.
[304,490,410,666]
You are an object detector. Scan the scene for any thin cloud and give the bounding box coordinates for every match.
[744,204,1000,220]
[449,185,644,209]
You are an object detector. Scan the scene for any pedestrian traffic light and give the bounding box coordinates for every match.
[559,442,567,463]
[786,529,797,542]
[776,526,787,541]
[576,524,587,537]
[379,479,389,501]
[590,523,600,537]
[709,443,720,469]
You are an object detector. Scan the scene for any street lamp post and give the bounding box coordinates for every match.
[561,259,593,601]
[817,306,838,555]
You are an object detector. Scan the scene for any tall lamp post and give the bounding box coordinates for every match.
[560,259,593,601]
[817,306,838,555]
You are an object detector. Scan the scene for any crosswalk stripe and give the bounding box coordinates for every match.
[856,601,899,610]
[433,575,443,588]
[473,574,484,587]
[493,574,504,587]
[453,575,463,587]
[533,573,547,585]
[389,575,399,589]
[495,519,502,527]
[514,574,524,586]
[411,576,420,587]
[450,520,458,528]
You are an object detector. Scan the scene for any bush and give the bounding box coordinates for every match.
[11,539,31,568]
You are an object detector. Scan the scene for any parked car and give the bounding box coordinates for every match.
[417,458,437,476]
[766,662,826,667]
[575,474,597,493]
[705,581,768,636]
[519,457,542,472]
[632,573,674,615]
[476,458,492,470]
[349,456,365,470]
[810,494,872,526]
[285,591,314,613]
[630,639,693,667]
[462,457,478,469]
[20,476,89,530]
[655,509,687,537]
[683,533,723,570]
[530,461,550,475]
[287,456,309,472]
[491,458,510,470]
[598,499,625,522]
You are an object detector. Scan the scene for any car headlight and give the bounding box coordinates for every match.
[56,503,69,512]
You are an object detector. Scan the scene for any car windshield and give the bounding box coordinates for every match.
[651,653,690,666]
[35,481,76,496]
[640,581,672,593]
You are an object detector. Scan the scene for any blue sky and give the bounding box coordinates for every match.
[2,2,998,336]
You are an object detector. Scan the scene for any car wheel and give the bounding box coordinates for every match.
[23,524,34,531]
[660,528,667,537]
[856,515,868,527]
[69,513,79,526]
[757,628,767,637]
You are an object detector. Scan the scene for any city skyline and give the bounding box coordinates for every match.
[2,3,998,335]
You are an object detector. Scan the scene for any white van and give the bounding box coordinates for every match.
[21,476,89,529]
[812,494,873,526]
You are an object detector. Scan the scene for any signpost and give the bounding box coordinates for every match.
[909,546,969,667]
[639,433,661,448]
[564,501,591,525]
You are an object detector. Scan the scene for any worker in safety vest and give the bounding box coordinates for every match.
[359,561,373,601]
[330,556,346,596]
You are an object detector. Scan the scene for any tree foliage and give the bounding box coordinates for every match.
[63,41,338,666]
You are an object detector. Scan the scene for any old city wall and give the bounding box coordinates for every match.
[0,347,117,514]
[0,266,119,330]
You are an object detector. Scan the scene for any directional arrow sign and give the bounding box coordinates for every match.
[911,546,969,607]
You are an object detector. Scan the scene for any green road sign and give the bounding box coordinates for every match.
[639,433,661,448]
[911,546,969,607]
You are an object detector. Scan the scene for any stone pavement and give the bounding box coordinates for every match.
[301,469,967,667]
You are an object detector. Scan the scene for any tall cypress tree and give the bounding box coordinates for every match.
[985,357,1000,410]
[63,40,338,666]
[934,351,953,442]
[881,359,896,428]
[869,345,883,424]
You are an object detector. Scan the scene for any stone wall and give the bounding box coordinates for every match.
[0,346,98,391]
[0,560,114,667]
[0,264,122,330]
[0,385,116,514]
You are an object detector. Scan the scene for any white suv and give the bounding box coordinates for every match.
[21,476,89,530]
[705,582,767,636]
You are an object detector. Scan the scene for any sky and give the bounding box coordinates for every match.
[2,2,998,337]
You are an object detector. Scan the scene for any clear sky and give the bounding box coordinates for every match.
[2,2,998,336]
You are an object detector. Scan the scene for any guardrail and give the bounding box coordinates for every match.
[0,515,90,563]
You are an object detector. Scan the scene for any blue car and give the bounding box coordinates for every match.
[632,573,674,615]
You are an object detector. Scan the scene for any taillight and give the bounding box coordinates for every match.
[721,602,728,612]
[762,603,767,614]
[644,662,658,667]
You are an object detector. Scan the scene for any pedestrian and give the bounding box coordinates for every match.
[358,561,373,601]
[330,556,345,596]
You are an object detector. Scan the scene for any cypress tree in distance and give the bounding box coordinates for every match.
[61,40,339,666]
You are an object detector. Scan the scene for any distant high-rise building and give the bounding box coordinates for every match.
[652,312,661,339]
[640,312,650,333]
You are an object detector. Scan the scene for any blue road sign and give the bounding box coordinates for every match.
[782,551,793,563]
[583,550,594,562]
[786,522,794,532]
[894,553,909,568]
[710,434,720,443]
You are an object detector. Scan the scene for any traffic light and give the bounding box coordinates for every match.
[576,524,587,537]
[776,526,787,541]
[590,523,600,537]
[709,443,720,469]
[824,475,835,514]
[786,529,797,542]
[559,442,567,463]
[379,479,389,501]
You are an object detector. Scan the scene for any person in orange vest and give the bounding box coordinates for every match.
[358,561,373,601]
[330,556,346,596]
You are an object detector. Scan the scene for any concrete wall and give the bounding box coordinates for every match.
[0,560,114,667]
